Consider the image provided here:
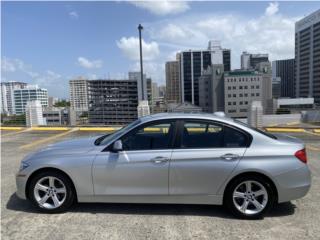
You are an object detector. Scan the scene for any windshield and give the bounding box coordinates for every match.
[95,119,141,146]
[234,120,277,139]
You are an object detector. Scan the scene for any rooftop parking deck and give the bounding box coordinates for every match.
[1,129,320,240]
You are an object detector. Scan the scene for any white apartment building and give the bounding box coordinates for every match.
[224,69,272,118]
[1,81,27,115]
[13,85,48,115]
[69,79,89,112]
[25,100,46,127]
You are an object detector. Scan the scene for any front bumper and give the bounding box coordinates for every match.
[16,173,28,200]
[275,165,311,203]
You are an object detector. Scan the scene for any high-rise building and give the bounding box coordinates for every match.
[48,96,59,108]
[198,64,225,113]
[165,61,180,103]
[158,85,166,98]
[146,77,152,103]
[151,82,159,100]
[1,81,27,115]
[241,52,251,70]
[179,40,231,105]
[69,79,89,112]
[250,54,269,69]
[25,100,46,126]
[272,77,281,99]
[87,79,139,125]
[295,9,320,104]
[224,63,272,118]
[241,52,269,70]
[272,59,295,98]
[13,85,48,115]
[223,49,231,72]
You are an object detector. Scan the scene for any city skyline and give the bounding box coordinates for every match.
[2,1,320,98]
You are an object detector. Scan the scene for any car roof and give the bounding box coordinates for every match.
[139,112,236,125]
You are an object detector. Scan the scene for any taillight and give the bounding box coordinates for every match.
[295,149,307,164]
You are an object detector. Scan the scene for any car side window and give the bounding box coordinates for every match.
[180,121,248,149]
[223,126,248,148]
[181,122,224,148]
[121,121,174,151]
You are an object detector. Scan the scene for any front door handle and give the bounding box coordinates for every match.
[220,153,239,161]
[150,156,169,164]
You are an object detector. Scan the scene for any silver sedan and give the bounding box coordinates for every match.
[16,113,311,219]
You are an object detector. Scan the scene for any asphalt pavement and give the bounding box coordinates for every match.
[1,130,320,240]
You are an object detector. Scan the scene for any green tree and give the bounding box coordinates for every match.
[53,100,70,107]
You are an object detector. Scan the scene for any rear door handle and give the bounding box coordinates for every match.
[220,154,239,161]
[150,156,169,164]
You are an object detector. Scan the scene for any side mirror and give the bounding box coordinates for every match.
[112,140,123,152]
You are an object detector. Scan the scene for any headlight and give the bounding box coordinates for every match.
[19,161,30,171]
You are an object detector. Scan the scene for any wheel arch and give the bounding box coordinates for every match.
[25,167,78,202]
[222,171,278,204]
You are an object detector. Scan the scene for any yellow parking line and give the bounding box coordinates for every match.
[1,128,31,137]
[265,128,305,133]
[307,145,320,151]
[314,129,320,133]
[0,126,24,130]
[305,131,320,137]
[79,127,120,131]
[20,128,78,150]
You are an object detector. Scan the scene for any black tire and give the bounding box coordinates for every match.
[224,175,275,219]
[29,170,75,213]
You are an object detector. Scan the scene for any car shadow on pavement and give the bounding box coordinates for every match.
[7,193,296,219]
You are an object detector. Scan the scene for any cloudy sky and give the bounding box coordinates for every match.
[2,1,319,98]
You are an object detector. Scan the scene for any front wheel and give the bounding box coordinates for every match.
[224,175,275,219]
[29,171,75,213]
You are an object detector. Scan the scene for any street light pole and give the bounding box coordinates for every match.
[138,24,144,100]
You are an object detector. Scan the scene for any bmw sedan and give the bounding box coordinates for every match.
[16,113,311,219]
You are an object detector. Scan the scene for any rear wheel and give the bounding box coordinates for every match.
[225,175,275,219]
[29,171,75,213]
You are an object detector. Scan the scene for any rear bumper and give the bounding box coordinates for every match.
[274,165,311,203]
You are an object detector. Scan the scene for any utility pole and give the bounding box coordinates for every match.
[137,24,150,117]
[138,24,144,100]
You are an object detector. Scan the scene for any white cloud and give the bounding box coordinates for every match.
[69,11,79,19]
[47,70,61,79]
[1,57,40,78]
[1,57,69,97]
[77,57,103,69]
[155,23,195,42]
[130,61,165,84]
[1,57,16,72]
[148,2,299,68]
[1,57,68,97]
[265,2,279,16]
[130,1,189,15]
[116,37,160,61]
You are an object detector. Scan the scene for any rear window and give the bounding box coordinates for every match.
[180,121,249,148]
[234,120,277,139]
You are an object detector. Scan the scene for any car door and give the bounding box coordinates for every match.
[169,120,249,195]
[93,120,176,195]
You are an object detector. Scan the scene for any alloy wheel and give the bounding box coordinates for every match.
[232,180,268,215]
[33,176,67,209]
